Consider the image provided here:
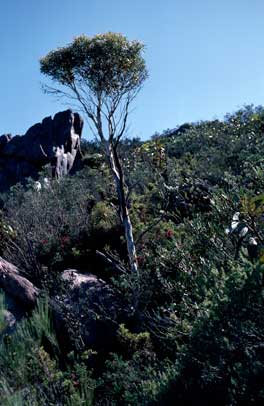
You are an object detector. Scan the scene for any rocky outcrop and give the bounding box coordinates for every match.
[0,109,83,192]
[0,259,120,351]
[0,257,39,309]
[53,269,120,351]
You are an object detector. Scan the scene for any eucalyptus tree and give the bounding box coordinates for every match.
[40,32,148,273]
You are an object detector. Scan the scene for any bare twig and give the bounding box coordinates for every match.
[96,250,127,273]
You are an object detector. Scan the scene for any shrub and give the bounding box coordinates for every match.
[0,296,95,405]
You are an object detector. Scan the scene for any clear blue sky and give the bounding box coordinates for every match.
[1,0,264,139]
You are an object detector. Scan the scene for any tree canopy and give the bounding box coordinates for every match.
[40,33,148,141]
[40,33,147,93]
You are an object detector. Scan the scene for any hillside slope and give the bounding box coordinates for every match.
[1,105,264,405]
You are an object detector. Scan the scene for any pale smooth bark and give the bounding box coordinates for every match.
[105,141,138,274]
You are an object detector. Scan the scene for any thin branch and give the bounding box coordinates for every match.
[70,82,100,136]
[115,97,130,146]
[96,250,127,273]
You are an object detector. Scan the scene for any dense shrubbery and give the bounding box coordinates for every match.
[0,296,95,405]
[1,105,264,404]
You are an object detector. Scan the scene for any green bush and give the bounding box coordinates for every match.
[1,106,264,404]
[0,296,95,405]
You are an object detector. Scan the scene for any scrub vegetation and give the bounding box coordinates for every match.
[1,33,264,405]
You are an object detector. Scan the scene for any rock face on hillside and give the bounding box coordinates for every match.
[0,109,83,192]
[54,270,120,351]
[0,259,120,351]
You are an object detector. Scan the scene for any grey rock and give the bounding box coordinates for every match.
[0,257,39,309]
[53,270,120,352]
[0,289,29,339]
[0,260,122,352]
[0,109,83,192]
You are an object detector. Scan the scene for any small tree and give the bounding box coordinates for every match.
[40,32,148,274]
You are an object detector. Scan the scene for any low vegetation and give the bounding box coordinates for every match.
[1,105,264,404]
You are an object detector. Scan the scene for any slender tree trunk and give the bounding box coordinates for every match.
[104,141,138,274]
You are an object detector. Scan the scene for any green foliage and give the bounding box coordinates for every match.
[2,167,112,286]
[40,32,147,94]
[90,201,118,232]
[96,352,173,405]
[2,105,264,404]
[117,323,152,355]
[158,263,264,406]
[0,298,95,405]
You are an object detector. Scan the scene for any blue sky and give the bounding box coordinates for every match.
[1,0,264,139]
